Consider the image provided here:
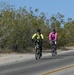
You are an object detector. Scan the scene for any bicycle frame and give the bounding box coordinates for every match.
[51,41,56,57]
[35,40,41,60]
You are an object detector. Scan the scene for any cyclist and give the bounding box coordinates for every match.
[49,28,58,54]
[32,29,44,57]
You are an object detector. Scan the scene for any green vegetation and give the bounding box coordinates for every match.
[0,2,74,53]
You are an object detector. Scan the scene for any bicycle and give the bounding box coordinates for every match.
[51,41,57,57]
[35,40,41,60]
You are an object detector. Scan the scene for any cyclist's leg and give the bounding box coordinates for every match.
[54,44,57,55]
[40,42,42,56]
[35,42,36,49]
[40,47,42,56]
[51,41,54,51]
[49,41,52,50]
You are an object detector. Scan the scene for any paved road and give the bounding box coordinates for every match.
[47,66,74,75]
[0,50,74,75]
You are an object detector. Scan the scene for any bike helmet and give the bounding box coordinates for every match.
[52,28,56,32]
[37,29,41,32]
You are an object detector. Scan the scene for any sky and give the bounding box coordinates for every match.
[0,0,74,21]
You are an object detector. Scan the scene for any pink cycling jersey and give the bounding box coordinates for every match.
[49,32,58,41]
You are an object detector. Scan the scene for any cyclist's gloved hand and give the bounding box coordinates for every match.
[50,40,52,44]
[55,41,56,44]
[42,39,43,42]
[32,39,34,42]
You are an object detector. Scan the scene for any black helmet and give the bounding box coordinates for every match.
[52,28,56,32]
[37,29,41,32]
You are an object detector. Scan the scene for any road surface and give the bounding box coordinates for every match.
[0,50,74,75]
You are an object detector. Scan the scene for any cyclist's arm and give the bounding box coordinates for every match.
[41,34,44,40]
[49,32,52,41]
[54,32,58,41]
[32,33,36,39]
[54,32,58,44]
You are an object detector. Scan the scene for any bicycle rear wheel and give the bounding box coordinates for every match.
[35,48,41,60]
[52,48,55,57]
